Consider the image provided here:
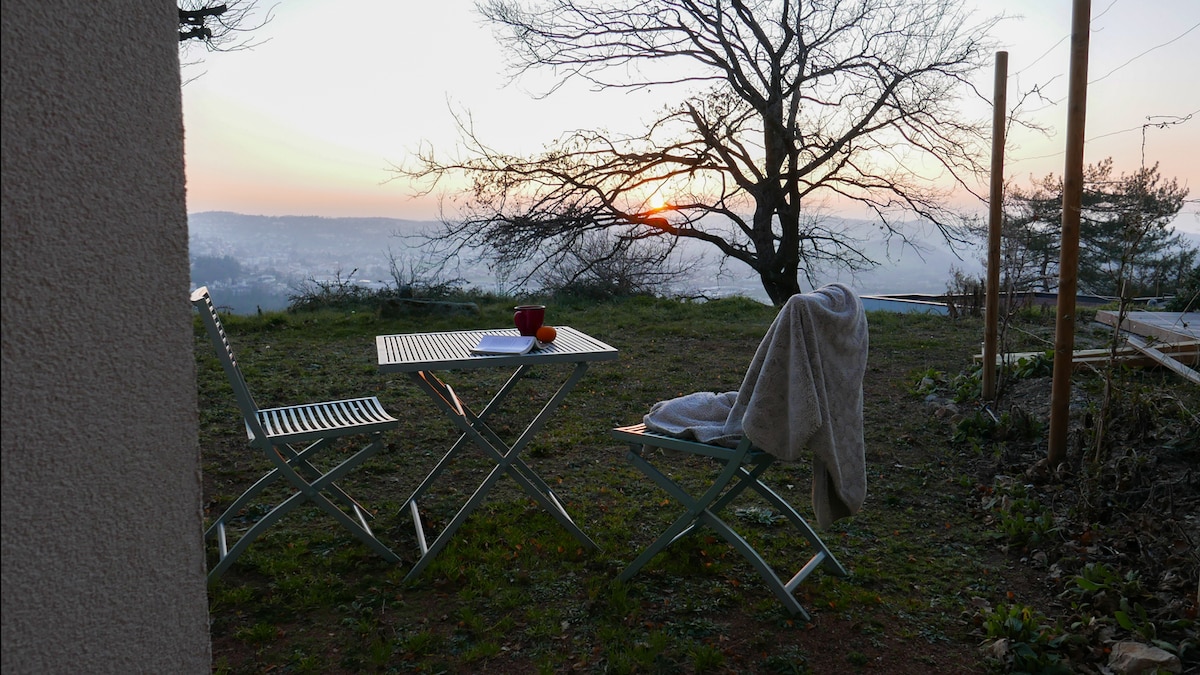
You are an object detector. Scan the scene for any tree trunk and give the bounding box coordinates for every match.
[756,221,803,304]
[754,184,803,305]
[761,269,802,305]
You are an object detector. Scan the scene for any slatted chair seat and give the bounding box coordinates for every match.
[254,398,396,441]
[192,287,403,582]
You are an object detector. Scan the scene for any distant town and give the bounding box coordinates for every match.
[190,211,438,314]
[190,211,985,315]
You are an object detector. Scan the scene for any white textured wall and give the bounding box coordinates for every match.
[1,1,211,672]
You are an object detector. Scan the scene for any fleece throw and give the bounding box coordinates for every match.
[644,283,869,528]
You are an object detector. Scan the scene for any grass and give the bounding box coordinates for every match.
[197,294,1197,673]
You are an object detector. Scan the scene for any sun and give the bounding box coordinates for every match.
[647,192,668,212]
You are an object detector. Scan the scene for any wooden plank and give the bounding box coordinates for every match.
[984,354,1190,371]
[975,340,1199,370]
[1126,336,1200,385]
[1095,311,1200,343]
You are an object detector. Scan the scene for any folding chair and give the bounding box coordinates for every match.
[612,425,847,618]
[612,286,866,619]
[192,287,403,582]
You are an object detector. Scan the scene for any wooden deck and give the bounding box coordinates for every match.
[977,312,1200,383]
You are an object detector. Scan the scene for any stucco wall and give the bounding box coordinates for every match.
[1,1,211,672]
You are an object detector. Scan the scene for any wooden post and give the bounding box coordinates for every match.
[1047,0,1091,465]
[983,51,1008,401]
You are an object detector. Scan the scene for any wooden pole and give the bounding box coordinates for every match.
[1047,0,1091,465]
[983,51,1008,401]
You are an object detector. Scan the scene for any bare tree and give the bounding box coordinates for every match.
[536,231,696,299]
[178,1,273,54]
[396,0,999,304]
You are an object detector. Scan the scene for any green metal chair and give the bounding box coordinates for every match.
[611,424,847,619]
[612,286,868,619]
[192,287,402,582]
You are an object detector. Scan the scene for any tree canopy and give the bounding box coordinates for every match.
[398,0,999,304]
[999,159,1195,299]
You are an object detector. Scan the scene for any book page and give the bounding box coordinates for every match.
[471,335,536,355]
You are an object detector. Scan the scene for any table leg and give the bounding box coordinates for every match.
[400,363,598,581]
[401,366,530,507]
[405,462,509,581]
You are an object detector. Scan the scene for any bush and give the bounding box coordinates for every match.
[980,604,1072,674]
[945,267,985,319]
[287,270,379,312]
[287,268,472,313]
[1165,264,1198,312]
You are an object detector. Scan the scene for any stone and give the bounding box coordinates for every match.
[1108,641,1182,674]
[984,637,1008,660]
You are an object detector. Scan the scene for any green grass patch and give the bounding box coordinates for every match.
[197,294,1196,673]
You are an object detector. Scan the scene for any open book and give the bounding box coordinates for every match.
[470,335,538,355]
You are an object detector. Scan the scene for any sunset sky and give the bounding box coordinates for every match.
[181,0,1200,233]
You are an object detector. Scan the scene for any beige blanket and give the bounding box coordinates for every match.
[644,283,868,528]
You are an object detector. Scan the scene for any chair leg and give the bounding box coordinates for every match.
[208,490,308,582]
[206,433,400,582]
[306,490,402,565]
[747,475,848,578]
[617,498,703,582]
[204,464,285,541]
[619,446,744,580]
[620,438,844,618]
[290,435,402,563]
[205,438,364,549]
[695,510,811,620]
[280,439,375,519]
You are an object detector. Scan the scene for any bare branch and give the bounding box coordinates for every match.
[395,0,1001,303]
[178,1,276,55]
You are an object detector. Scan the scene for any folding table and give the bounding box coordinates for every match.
[377,326,618,581]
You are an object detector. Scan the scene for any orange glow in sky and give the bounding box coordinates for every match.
[181,0,1200,233]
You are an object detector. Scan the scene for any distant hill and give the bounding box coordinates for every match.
[191,211,430,237]
[188,211,984,311]
[189,211,430,267]
[671,220,983,302]
[189,212,437,313]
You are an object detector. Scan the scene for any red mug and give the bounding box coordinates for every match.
[513,305,546,336]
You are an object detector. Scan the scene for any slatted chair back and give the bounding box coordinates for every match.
[191,286,267,441]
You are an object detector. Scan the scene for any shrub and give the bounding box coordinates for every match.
[980,604,1071,674]
[1164,263,1198,312]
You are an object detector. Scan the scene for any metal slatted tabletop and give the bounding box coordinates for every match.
[377,326,618,373]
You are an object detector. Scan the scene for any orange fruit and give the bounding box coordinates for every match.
[536,325,557,343]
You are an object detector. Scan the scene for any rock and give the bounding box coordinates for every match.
[933,402,960,419]
[1108,641,1182,674]
[984,637,1008,660]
